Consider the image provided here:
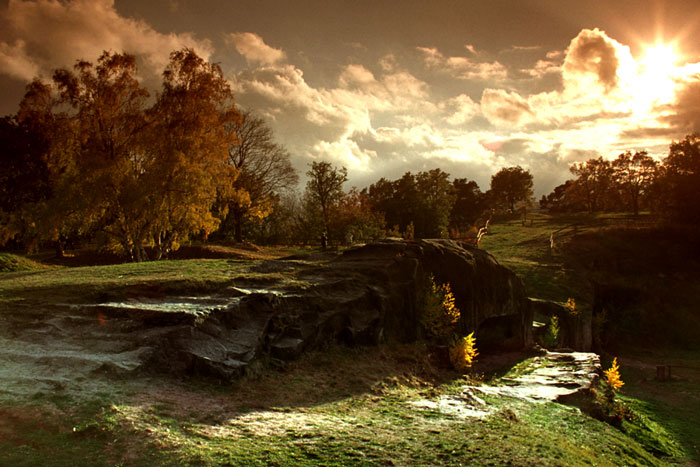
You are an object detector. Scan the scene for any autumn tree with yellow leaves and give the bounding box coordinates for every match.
[145,49,240,259]
[10,49,243,261]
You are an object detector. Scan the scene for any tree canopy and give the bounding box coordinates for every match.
[489,166,534,213]
[4,49,242,260]
[221,110,298,243]
[305,161,348,234]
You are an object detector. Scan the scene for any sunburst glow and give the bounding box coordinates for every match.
[636,43,678,105]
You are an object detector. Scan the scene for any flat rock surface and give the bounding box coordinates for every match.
[411,351,601,419]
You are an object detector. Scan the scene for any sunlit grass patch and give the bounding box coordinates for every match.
[0,252,49,273]
[1,343,677,466]
[0,258,254,306]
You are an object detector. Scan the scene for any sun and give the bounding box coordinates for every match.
[629,43,678,111]
[641,44,677,75]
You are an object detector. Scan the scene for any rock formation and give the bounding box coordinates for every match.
[0,239,534,390]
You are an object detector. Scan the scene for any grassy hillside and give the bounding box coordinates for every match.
[1,221,699,465]
[0,345,678,466]
[0,252,48,273]
[482,212,700,462]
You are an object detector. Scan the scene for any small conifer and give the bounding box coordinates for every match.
[604,357,625,390]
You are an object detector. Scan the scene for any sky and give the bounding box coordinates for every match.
[2,0,700,196]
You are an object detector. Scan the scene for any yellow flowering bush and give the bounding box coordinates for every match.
[604,357,625,390]
[421,275,460,340]
[449,332,479,372]
[422,275,479,372]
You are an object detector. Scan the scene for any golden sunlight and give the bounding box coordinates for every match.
[632,43,678,107]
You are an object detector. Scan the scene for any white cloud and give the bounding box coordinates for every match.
[440,94,480,125]
[231,29,696,194]
[226,32,286,65]
[416,46,507,81]
[0,0,212,81]
[379,54,398,72]
[0,39,39,81]
[481,89,533,126]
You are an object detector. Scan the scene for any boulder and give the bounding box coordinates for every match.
[147,239,533,379]
[0,239,534,390]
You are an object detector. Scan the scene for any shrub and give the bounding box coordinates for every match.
[449,332,479,372]
[421,275,459,340]
[542,315,560,349]
[604,357,625,391]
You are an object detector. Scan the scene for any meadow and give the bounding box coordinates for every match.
[0,213,698,466]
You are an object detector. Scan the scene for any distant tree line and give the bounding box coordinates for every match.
[260,164,532,246]
[540,134,700,225]
[0,49,540,260]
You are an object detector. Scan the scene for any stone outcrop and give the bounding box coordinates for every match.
[530,299,592,351]
[0,239,534,390]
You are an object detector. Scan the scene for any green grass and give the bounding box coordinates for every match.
[0,258,254,307]
[0,252,49,273]
[0,344,671,466]
[614,350,700,463]
[480,212,590,305]
[2,219,699,465]
[482,212,700,463]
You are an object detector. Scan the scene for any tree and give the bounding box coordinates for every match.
[366,177,402,230]
[612,151,657,215]
[656,133,700,224]
[539,180,586,213]
[365,170,456,239]
[391,172,421,235]
[569,157,616,213]
[305,161,348,234]
[489,166,534,213]
[414,169,455,238]
[144,49,240,259]
[331,188,385,243]
[450,178,486,231]
[0,113,54,247]
[221,110,298,242]
[47,51,151,260]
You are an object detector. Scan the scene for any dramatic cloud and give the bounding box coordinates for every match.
[440,94,480,125]
[3,1,698,197]
[0,39,39,81]
[226,32,286,65]
[228,26,700,194]
[0,0,212,81]
[659,77,700,135]
[562,28,634,93]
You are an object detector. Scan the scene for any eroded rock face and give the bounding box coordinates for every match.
[0,239,534,390]
[530,299,593,352]
[147,239,533,379]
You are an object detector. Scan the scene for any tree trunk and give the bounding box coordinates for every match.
[234,211,243,243]
[54,239,65,259]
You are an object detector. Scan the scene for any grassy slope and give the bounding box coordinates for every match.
[0,252,49,273]
[481,212,700,464]
[1,227,697,465]
[0,345,667,466]
[0,258,251,307]
[0,244,319,308]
